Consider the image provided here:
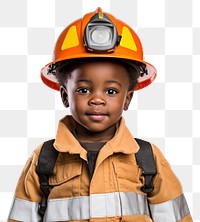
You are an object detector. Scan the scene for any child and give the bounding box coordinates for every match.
[8,8,192,222]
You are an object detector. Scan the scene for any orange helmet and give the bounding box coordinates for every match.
[41,8,157,91]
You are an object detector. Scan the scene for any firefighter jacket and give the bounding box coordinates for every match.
[8,115,192,222]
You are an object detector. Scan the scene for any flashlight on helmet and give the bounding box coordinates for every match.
[84,12,120,53]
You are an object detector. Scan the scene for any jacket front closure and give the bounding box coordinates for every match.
[47,117,150,221]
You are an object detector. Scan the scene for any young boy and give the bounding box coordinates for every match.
[8,8,192,222]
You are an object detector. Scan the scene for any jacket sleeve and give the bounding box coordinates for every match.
[7,146,43,222]
[148,144,193,222]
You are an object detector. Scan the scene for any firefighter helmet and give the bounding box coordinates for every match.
[41,8,157,91]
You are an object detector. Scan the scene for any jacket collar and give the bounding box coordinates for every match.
[54,115,139,157]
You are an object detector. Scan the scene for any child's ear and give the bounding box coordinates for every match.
[60,86,69,108]
[124,90,134,111]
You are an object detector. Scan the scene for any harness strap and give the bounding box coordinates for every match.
[135,138,157,194]
[36,139,58,218]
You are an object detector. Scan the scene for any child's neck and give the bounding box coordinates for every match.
[75,124,116,143]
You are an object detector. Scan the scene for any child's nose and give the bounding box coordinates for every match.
[88,93,106,106]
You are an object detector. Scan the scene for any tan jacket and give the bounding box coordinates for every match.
[8,116,192,222]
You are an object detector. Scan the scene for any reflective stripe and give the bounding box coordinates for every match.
[9,198,41,222]
[120,192,149,215]
[8,193,190,222]
[45,192,149,221]
[150,194,190,222]
[9,192,149,221]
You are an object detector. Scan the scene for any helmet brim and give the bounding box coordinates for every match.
[41,55,157,91]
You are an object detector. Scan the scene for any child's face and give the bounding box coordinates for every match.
[61,61,133,141]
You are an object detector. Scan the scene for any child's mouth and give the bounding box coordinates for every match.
[86,113,108,121]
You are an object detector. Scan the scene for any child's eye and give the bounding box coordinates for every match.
[106,89,118,95]
[76,88,90,94]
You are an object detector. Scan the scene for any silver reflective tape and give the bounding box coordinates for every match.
[8,192,149,221]
[90,192,121,218]
[44,196,90,221]
[120,192,149,215]
[150,194,190,222]
[45,192,149,221]
[8,198,42,222]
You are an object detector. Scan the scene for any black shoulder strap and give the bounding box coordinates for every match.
[36,139,58,218]
[135,138,157,195]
